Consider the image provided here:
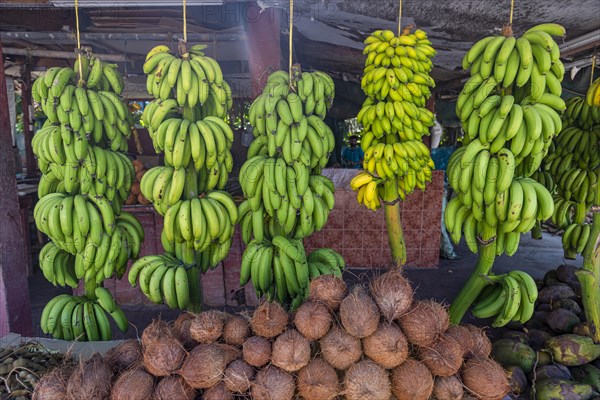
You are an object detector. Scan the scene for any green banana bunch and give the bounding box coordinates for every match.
[530,170,555,193]
[38,242,78,288]
[562,222,593,258]
[471,270,538,326]
[142,44,231,115]
[562,96,600,130]
[40,291,128,341]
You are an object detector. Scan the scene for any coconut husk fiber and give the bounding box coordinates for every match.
[250,301,288,338]
[339,286,380,339]
[223,359,255,393]
[153,375,195,400]
[32,366,73,400]
[308,274,348,311]
[319,325,363,370]
[461,358,510,400]
[172,313,196,350]
[105,339,142,374]
[343,359,391,400]
[464,324,492,359]
[419,333,464,377]
[189,310,226,344]
[433,375,464,400]
[297,358,340,400]
[222,315,250,346]
[251,365,295,400]
[399,300,449,347]
[242,335,272,367]
[445,325,474,358]
[202,381,234,400]
[370,269,414,321]
[391,359,434,400]
[110,367,154,400]
[362,322,409,369]
[142,320,186,377]
[66,354,112,400]
[271,328,311,372]
[293,300,332,340]
[177,343,239,389]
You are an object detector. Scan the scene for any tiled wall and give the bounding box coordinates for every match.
[88,171,443,308]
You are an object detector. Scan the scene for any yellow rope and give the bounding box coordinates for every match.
[183,0,187,43]
[289,0,294,81]
[74,0,83,82]
[397,0,403,36]
[509,0,515,26]
[592,53,597,87]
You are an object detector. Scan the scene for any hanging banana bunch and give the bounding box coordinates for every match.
[447,23,568,326]
[237,68,345,307]
[31,52,142,341]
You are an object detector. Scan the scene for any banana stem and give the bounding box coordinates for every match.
[531,221,542,240]
[186,266,203,313]
[84,279,97,300]
[383,180,406,268]
[449,222,497,324]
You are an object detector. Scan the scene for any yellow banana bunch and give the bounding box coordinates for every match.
[562,96,600,130]
[586,76,600,107]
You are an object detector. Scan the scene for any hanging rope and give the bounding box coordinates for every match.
[183,0,188,43]
[288,0,294,75]
[397,0,403,36]
[74,0,83,83]
[509,0,515,26]
[591,52,597,87]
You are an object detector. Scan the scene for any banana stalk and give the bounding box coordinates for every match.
[449,222,497,323]
[85,279,98,300]
[383,180,406,267]
[531,221,542,239]
[186,266,203,313]
[576,183,600,343]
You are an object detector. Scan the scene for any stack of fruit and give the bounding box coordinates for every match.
[587,75,600,107]
[31,55,143,340]
[445,23,567,325]
[543,96,599,258]
[124,160,151,205]
[237,68,345,307]
[129,43,237,311]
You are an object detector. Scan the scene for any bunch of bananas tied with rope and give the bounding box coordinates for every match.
[237,67,345,306]
[32,53,142,340]
[351,27,437,210]
[128,43,237,311]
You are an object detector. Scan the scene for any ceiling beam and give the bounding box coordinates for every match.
[2,47,139,62]
[1,31,246,42]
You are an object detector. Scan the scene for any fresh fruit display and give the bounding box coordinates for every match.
[237,67,344,306]
[32,54,142,340]
[351,26,437,266]
[587,76,600,107]
[446,23,567,326]
[33,271,511,400]
[129,43,237,311]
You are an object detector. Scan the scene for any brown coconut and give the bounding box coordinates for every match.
[111,368,154,400]
[419,333,464,377]
[461,358,510,400]
[105,339,142,373]
[445,325,475,358]
[243,336,272,367]
[320,325,363,370]
[66,354,112,400]
[32,366,72,400]
[343,359,391,400]
[464,324,492,359]
[271,328,311,372]
[190,310,226,344]
[339,286,381,339]
[294,301,332,340]
[222,315,250,346]
[370,269,414,321]
[433,375,464,400]
[362,322,409,369]
[308,274,348,310]
[142,320,186,377]
[297,358,340,400]
[172,313,196,349]
[178,343,239,389]
[251,365,295,400]
[202,381,234,400]
[223,359,255,393]
[153,376,195,400]
[399,300,449,347]
[391,359,434,400]
[250,301,288,338]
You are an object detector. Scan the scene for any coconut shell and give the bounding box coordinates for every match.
[178,343,239,389]
[320,325,363,370]
[202,381,234,400]
[32,366,72,400]
[297,359,340,400]
[433,375,464,400]
[445,325,474,358]
[308,274,348,311]
[223,359,255,393]
[344,359,391,400]
[131,182,141,195]
[142,319,169,345]
[66,354,112,400]
[190,310,226,344]
[399,300,449,347]
[271,328,311,372]
[111,368,154,400]
[339,286,381,339]
[461,358,510,400]
[294,301,332,340]
[223,315,250,346]
[153,376,195,400]
[251,365,295,400]
[243,335,272,367]
[105,339,142,373]
[362,322,409,369]
[142,327,186,377]
[391,359,434,400]
[419,334,464,377]
[464,324,492,359]
[250,301,288,338]
[172,313,196,350]
[369,269,414,321]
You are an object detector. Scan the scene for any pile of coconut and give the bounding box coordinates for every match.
[32,270,509,400]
